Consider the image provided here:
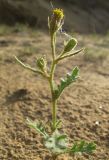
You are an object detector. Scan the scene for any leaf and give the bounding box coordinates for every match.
[56,134,67,142]
[70,141,96,154]
[27,118,48,138]
[63,38,77,53]
[55,120,62,129]
[53,67,79,99]
[44,130,68,154]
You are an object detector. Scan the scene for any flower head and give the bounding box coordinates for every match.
[49,8,64,35]
[53,8,64,21]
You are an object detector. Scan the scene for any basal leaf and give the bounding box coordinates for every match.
[44,130,68,154]
[70,141,96,154]
[27,118,48,138]
[55,120,62,129]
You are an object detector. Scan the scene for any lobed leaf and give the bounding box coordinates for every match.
[53,67,79,99]
[70,141,96,154]
[55,120,62,129]
[27,118,48,138]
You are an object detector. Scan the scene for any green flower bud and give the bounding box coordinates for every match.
[49,8,64,34]
[64,38,77,53]
[36,57,47,72]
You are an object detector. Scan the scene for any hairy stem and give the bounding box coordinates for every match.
[52,100,57,130]
[51,33,56,60]
[49,60,57,131]
[50,32,57,131]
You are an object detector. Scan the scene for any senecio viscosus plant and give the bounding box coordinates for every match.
[15,7,96,160]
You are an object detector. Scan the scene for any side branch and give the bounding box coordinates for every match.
[56,48,84,62]
[15,56,44,75]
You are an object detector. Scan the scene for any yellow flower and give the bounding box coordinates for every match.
[53,8,64,20]
[49,8,64,35]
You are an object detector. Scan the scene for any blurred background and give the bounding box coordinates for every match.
[0,0,109,33]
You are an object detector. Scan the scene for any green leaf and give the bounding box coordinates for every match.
[44,130,68,154]
[56,134,67,142]
[27,118,48,138]
[55,120,62,129]
[64,38,77,53]
[53,67,79,99]
[70,141,96,154]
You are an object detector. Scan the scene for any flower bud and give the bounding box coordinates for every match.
[36,57,47,72]
[49,8,64,34]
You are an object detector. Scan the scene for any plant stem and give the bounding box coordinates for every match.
[51,33,56,60]
[15,56,44,75]
[56,48,84,62]
[50,32,57,131]
[52,100,57,130]
[49,61,57,131]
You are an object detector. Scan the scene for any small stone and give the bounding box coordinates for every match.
[95,121,100,125]
[99,105,103,109]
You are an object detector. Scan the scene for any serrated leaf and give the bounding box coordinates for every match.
[27,118,48,138]
[64,38,77,53]
[53,67,79,99]
[70,141,96,154]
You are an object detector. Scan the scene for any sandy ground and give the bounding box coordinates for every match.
[0,29,109,160]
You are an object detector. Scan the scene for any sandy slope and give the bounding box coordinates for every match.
[0,30,109,159]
